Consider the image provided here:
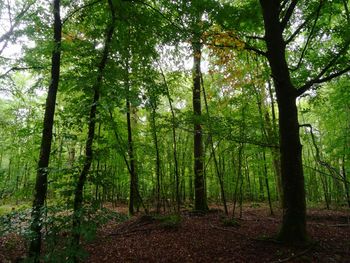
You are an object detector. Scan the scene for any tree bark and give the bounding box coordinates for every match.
[260,0,307,243]
[192,36,208,212]
[28,0,61,260]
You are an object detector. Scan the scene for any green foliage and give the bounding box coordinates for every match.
[0,205,128,261]
[221,217,240,227]
[0,208,31,236]
[0,0,350,259]
[154,214,182,229]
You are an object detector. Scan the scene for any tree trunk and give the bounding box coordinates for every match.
[126,91,138,214]
[263,150,274,215]
[260,0,307,243]
[150,104,161,213]
[341,155,350,207]
[202,78,228,215]
[192,36,208,212]
[267,81,283,204]
[28,0,61,260]
[72,0,116,252]
[159,66,180,212]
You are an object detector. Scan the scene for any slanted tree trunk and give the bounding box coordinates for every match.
[72,0,116,252]
[192,34,208,212]
[260,0,307,243]
[28,0,61,260]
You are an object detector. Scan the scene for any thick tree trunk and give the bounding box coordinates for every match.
[28,0,61,261]
[72,0,116,252]
[260,0,307,243]
[192,38,208,212]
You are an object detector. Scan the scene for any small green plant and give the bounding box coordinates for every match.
[155,214,182,229]
[222,217,240,227]
[250,203,261,208]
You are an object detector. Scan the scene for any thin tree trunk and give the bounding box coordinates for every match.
[341,155,350,207]
[267,79,283,204]
[126,89,138,214]
[72,0,116,253]
[28,0,61,260]
[263,150,274,215]
[201,77,228,215]
[150,104,161,213]
[159,65,180,212]
[232,143,243,217]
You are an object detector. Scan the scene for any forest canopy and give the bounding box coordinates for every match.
[0,0,349,261]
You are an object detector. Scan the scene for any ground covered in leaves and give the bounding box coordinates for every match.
[86,204,349,263]
[1,204,349,262]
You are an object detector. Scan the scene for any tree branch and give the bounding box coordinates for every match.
[296,41,350,96]
[123,0,183,32]
[280,0,299,30]
[62,0,103,25]
[0,1,34,43]
[300,124,348,182]
[0,66,43,79]
[203,40,267,57]
[289,0,323,71]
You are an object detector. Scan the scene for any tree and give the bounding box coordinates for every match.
[258,0,350,243]
[72,0,116,251]
[28,0,62,260]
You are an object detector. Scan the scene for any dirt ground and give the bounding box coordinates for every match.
[86,205,349,263]
[1,204,349,262]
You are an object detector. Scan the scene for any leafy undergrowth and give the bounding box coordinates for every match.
[0,204,349,262]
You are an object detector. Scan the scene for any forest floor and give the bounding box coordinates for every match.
[86,204,350,263]
[0,203,349,262]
